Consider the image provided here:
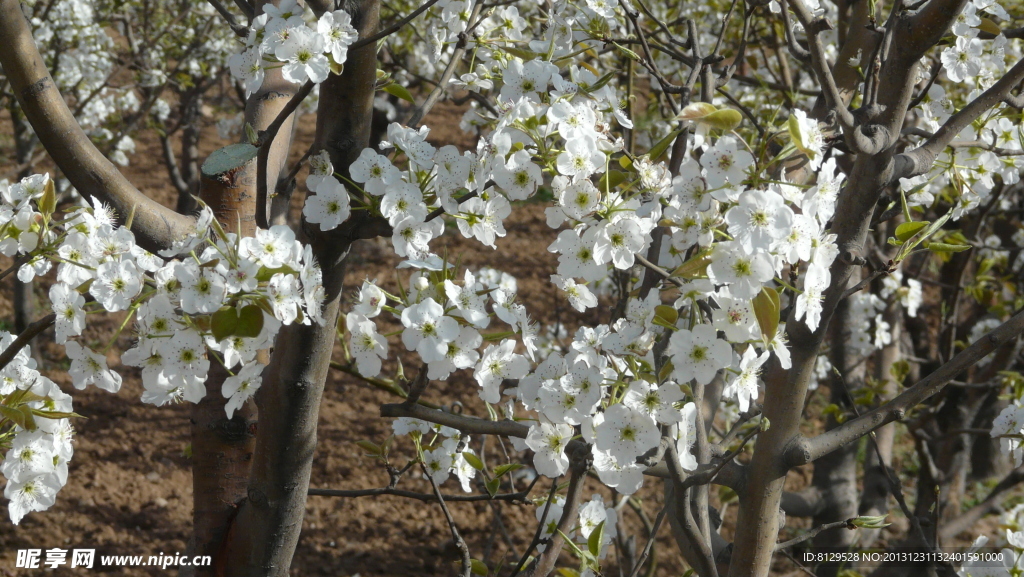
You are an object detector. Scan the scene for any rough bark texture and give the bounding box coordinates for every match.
[222,1,382,574]
[186,153,262,577]
[809,290,863,577]
[727,8,952,569]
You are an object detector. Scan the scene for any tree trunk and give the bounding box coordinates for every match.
[809,288,863,577]
[177,87,203,214]
[184,147,263,576]
[222,1,382,574]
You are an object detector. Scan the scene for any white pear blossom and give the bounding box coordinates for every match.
[347,313,388,378]
[526,420,573,477]
[667,324,732,385]
[474,339,529,403]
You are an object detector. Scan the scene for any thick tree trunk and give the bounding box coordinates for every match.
[177,87,203,214]
[184,147,263,577]
[809,289,863,577]
[222,1,382,574]
[858,298,901,548]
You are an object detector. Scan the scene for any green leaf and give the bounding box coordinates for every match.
[256,265,296,282]
[382,83,415,103]
[0,405,28,429]
[236,305,265,338]
[244,123,258,145]
[647,129,684,161]
[493,463,522,478]
[327,52,345,75]
[39,178,56,217]
[17,405,36,430]
[463,452,485,471]
[356,440,381,456]
[618,155,633,170]
[893,208,953,264]
[889,359,911,385]
[751,287,781,344]
[894,221,929,242]
[597,170,628,192]
[587,520,606,557]
[671,249,713,279]
[677,102,743,130]
[211,307,239,342]
[850,515,891,529]
[485,478,500,497]
[925,242,972,253]
[978,17,1002,36]
[718,485,738,504]
[610,42,641,61]
[654,305,678,327]
[28,409,83,421]
[503,47,543,61]
[658,360,675,384]
[470,559,489,576]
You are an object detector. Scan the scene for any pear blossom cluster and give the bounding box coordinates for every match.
[330,11,845,507]
[0,335,75,525]
[228,0,358,95]
[957,503,1024,576]
[314,7,1024,566]
[0,171,325,523]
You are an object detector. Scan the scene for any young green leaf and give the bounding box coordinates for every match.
[463,452,485,471]
[493,463,522,478]
[894,221,929,242]
[587,520,606,557]
[470,559,489,576]
[751,286,781,344]
[211,307,240,342]
[382,83,415,103]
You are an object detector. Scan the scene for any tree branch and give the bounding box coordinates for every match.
[349,0,443,52]
[421,461,472,577]
[891,57,1024,182]
[0,313,55,373]
[521,444,591,577]
[206,0,249,38]
[0,0,196,253]
[380,402,531,438]
[790,307,1024,466]
[407,2,483,127]
[255,80,314,229]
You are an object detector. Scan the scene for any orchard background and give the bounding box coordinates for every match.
[0,0,1022,576]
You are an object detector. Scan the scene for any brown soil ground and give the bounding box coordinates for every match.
[0,101,1006,577]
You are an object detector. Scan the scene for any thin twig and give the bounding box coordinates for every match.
[511,477,560,577]
[308,485,533,502]
[775,519,853,551]
[0,313,55,372]
[627,505,668,577]
[833,369,956,577]
[0,254,33,284]
[407,2,484,127]
[421,461,472,577]
[349,0,444,52]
